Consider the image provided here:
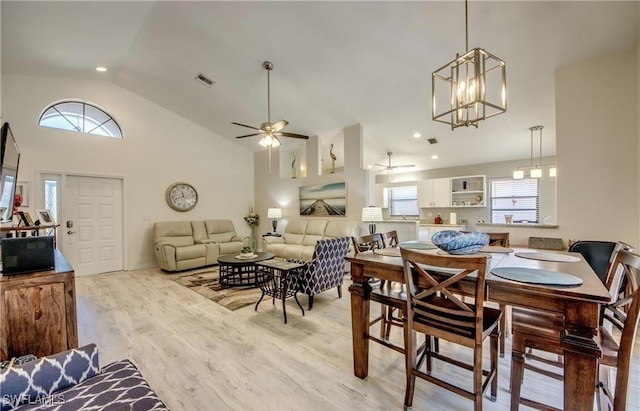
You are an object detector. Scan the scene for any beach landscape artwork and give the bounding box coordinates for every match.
[299,182,346,216]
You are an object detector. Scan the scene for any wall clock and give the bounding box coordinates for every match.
[165,182,198,212]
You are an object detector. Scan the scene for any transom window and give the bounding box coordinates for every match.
[38,101,122,138]
[389,185,419,216]
[490,178,539,223]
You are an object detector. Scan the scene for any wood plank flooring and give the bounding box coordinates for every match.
[76,268,640,411]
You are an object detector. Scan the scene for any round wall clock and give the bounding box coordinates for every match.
[165,182,198,212]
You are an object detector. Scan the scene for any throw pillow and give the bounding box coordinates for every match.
[0,344,99,411]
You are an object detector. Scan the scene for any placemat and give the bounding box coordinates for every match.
[436,250,492,259]
[514,252,580,263]
[480,246,514,253]
[491,267,583,286]
[398,241,437,250]
[373,248,401,257]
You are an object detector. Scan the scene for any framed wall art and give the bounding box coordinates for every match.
[299,182,346,216]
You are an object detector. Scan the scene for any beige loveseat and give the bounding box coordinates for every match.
[154,220,249,272]
[262,219,358,260]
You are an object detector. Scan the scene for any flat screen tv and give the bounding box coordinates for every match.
[0,122,20,223]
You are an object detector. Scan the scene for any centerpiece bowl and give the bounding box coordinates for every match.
[431,230,489,255]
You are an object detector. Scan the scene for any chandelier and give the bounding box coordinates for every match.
[513,125,556,179]
[432,0,507,129]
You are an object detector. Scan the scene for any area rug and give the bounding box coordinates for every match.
[173,267,263,311]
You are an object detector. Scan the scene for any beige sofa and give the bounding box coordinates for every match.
[154,220,249,272]
[262,219,358,260]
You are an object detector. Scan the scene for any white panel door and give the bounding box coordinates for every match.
[62,176,123,276]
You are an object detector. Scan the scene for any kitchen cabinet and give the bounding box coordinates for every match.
[418,178,451,208]
[0,250,78,360]
[450,175,486,207]
[419,224,467,242]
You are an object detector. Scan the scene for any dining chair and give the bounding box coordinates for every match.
[487,232,510,247]
[568,240,617,283]
[400,248,500,411]
[351,233,405,353]
[510,249,640,411]
[380,230,399,248]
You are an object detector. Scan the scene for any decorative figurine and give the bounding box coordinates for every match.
[329,144,336,174]
[291,153,297,179]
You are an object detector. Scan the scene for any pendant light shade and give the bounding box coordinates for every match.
[432,0,507,129]
[513,169,524,179]
[512,125,556,179]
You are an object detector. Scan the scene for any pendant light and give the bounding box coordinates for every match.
[432,0,507,129]
[513,125,556,179]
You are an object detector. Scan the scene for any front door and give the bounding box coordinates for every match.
[61,175,123,276]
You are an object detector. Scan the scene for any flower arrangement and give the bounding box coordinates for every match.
[244,210,259,227]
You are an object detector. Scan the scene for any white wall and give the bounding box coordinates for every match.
[254,124,367,241]
[556,48,639,247]
[2,74,254,269]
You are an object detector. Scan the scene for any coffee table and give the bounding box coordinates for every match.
[217,252,274,287]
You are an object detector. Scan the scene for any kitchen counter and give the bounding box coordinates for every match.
[419,223,466,228]
[477,222,559,229]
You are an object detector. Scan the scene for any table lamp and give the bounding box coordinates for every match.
[361,206,383,234]
[267,207,282,234]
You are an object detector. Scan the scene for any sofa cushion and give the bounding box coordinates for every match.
[324,221,358,238]
[175,244,206,260]
[0,344,99,411]
[16,359,169,411]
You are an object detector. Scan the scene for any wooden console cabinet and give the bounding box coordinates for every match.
[0,250,78,360]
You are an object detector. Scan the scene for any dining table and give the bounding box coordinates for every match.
[346,247,613,411]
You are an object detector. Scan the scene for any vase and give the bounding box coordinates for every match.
[250,226,258,250]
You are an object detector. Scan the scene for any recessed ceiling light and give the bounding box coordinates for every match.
[413,132,422,138]
[431,155,439,160]
[367,165,373,169]
[96,67,107,72]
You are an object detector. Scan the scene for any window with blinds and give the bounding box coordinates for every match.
[389,185,419,216]
[490,178,539,223]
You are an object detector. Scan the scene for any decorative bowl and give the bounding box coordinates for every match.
[431,230,489,255]
[240,252,255,258]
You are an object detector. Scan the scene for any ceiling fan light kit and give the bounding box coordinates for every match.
[375,151,415,174]
[432,0,507,130]
[232,61,309,174]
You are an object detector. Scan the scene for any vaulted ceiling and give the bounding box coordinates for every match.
[2,1,638,172]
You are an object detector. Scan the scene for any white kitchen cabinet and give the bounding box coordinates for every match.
[418,178,451,208]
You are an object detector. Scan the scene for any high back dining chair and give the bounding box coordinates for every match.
[510,249,640,411]
[352,233,405,353]
[381,230,399,248]
[400,248,500,411]
[487,232,510,247]
[568,241,617,283]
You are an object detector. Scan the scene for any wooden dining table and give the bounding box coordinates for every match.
[346,247,613,411]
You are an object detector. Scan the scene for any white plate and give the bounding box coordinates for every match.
[514,252,580,263]
[236,254,257,260]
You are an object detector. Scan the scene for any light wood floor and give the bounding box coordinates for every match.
[76,268,640,411]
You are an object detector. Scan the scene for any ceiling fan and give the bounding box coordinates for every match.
[375,151,415,173]
[232,61,309,147]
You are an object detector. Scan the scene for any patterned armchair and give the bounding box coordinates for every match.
[292,237,350,310]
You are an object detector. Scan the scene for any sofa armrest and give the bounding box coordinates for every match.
[154,242,177,271]
[262,236,285,245]
[231,235,248,243]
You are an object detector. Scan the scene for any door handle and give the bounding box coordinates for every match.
[67,230,76,234]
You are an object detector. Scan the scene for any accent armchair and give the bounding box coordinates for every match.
[292,237,350,310]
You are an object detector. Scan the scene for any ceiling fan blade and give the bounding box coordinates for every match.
[374,163,387,167]
[235,133,263,139]
[393,164,415,169]
[272,120,289,131]
[231,122,261,131]
[277,132,309,140]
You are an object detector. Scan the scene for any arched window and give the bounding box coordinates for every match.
[38,101,123,138]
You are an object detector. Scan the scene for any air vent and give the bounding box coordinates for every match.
[428,138,438,144]
[194,73,214,87]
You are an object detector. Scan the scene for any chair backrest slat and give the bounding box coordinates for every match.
[381,230,399,248]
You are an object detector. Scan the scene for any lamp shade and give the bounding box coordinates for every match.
[361,207,383,222]
[530,168,542,178]
[513,170,524,179]
[267,208,282,219]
